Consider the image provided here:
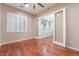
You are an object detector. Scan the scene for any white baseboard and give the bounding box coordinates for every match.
[68,47,79,51]
[35,35,52,39]
[35,37,42,39]
[1,37,34,46]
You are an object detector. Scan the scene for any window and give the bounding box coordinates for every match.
[7,13,27,32]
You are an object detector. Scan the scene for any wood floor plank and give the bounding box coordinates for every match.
[0,36,79,56]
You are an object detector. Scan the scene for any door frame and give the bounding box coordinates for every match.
[53,8,67,47]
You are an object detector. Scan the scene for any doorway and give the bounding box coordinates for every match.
[35,14,53,39]
[53,8,66,47]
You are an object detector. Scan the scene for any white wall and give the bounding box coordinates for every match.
[0,4,2,44]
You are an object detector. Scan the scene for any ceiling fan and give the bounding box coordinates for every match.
[21,3,45,9]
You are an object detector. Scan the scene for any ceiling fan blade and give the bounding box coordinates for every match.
[20,3,28,7]
[23,3,27,4]
[37,3,44,7]
[33,4,35,9]
[23,3,28,5]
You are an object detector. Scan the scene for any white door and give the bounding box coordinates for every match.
[53,8,66,47]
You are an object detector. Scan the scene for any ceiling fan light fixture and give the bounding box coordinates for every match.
[25,4,29,7]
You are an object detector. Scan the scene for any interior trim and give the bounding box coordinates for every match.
[0,37,34,46]
[53,8,67,47]
[68,47,79,51]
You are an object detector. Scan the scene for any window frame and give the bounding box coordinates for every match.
[7,13,27,32]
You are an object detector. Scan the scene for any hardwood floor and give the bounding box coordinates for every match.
[0,36,79,56]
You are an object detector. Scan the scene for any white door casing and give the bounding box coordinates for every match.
[53,8,66,47]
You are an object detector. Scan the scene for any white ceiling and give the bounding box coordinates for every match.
[5,3,55,15]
